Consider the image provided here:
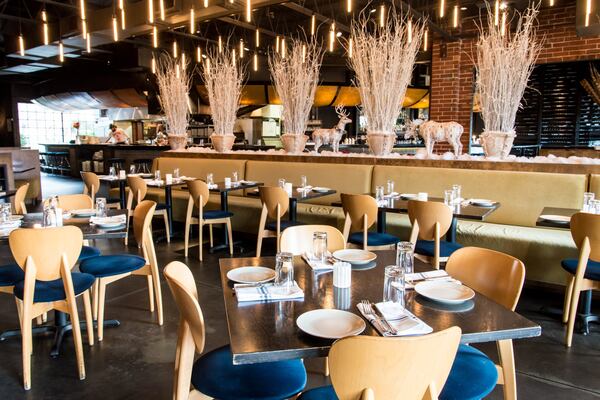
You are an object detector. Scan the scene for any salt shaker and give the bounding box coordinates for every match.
[333,261,351,288]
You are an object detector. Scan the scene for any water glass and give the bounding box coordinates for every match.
[583,192,595,212]
[109,166,116,178]
[592,200,600,215]
[375,185,385,202]
[207,173,214,186]
[278,178,286,188]
[174,168,180,179]
[387,180,395,195]
[301,175,308,188]
[312,231,328,262]
[452,184,462,202]
[444,190,455,206]
[383,265,405,306]
[154,170,161,181]
[129,165,136,174]
[232,171,239,185]
[396,242,414,275]
[96,197,107,218]
[275,252,294,293]
[0,203,10,222]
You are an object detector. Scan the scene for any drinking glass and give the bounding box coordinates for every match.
[593,200,600,215]
[312,231,328,262]
[383,265,405,306]
[583,192,595,212]
[275,252,294,293]
[301,175,307,188]
[278,178,286,188]
[154,170,161,181]
[0,203,10,223]
[174,168,180,179]
[129,165,136,174]
[452,184,462,202]
[207,173,214,186]
[444,190,455,206]
[109,166,116,178]
[387,180,395,195]
[375,185,385,203]
[232,171,239,185]
[396,242,414,275]
[96,197,107,218]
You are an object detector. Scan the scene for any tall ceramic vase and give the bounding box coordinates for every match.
[211,134,236,152]
[168,135,187,151]
[281,133,308,154]
[366,131,396,156]
[480,130,516,159]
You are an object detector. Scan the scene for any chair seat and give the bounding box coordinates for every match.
[203,210,234,220]
[440,344,498,400]
[415,240,462,258]
[78,246,101,262]
[561,259,600,281]
[348,231,400,247]
[298,385,338,400]
[265,220,303,232]
[192,345,307,400]
[14,272,95,303]
[0,264,24,287]
[80,255,147,278]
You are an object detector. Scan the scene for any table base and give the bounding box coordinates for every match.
[540,290,598,335]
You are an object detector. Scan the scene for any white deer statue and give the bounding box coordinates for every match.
[405,119,464,156]
[312,106,352,153]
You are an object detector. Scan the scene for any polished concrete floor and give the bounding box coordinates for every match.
[0,174,598,399]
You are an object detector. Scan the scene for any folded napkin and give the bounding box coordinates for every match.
[143,178,164,186]
[384,192,400,199]
[0,220,22,229]
[90,215,127,225]
[234,282,304,302]
[297,186,313,192]
[179,176,196,181]
[238,180,256,185]
[301,252,333,271]
[207,183,218,189]
[357,301,433,337]
[405,270,460,290]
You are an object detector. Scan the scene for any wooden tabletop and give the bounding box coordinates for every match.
[219,250,541,365]
[536,207,579,229]
[247,187,337,201]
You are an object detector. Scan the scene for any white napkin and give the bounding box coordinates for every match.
[357,301,433,337]
[234,282,304,302]
[239,180,256,185]
[301,252,333,271]
[297,186,313,193]
[90,214,127,225]
[143,178,164,186]
[207,183,218,189]
[405,270,460,289]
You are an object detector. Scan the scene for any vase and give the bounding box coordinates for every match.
[480,130,516,159]
[366,131,396,156]
[168,135,187,151]
[281,133,308,154]
[211,134,236,152]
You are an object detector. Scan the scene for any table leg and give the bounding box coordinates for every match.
[221,191,229,247]
[289,199,297,222]
[446,217,457,242]
[165,186,173,239]
[119,180,126,210]
[377,209,386,233]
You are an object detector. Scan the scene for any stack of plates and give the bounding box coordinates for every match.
[539,214,570,224]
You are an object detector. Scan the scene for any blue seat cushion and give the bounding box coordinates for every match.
[79,254,146,278]
[348,231,400,247]
[14,272,95,303]
[298,385,338,400]
[561,259,600,281]
[203,210,234,220]
[440,344,498,400]
[0,264,24,287]
[415,240,462,258]
[265,220,303,231]
[192,345,307,400]
[78,246,101,262]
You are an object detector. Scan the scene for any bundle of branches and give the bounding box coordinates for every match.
[580,64,600,106]
[155,54,192,137]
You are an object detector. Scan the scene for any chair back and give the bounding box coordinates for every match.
[328,327,461,399]
[446,247,525,311]
[187,180,210,209]
[341,194,378,232]
[259,187,289,219]
[133,200,158,247]
[127,176,148,203]
[408,200,453,240]
[281,225,346,255]
[9,226,83,281]
[14,183,29,214]
[571,212,600,263]
[56,194,93,211]
[81,172,100,201]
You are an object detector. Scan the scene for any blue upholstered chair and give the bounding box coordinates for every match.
[164,261,307,400]
[299,328,462,400]
[341,193,400,250]
[256,186,303,256]
[562,212,600,347]
[441,247,526,400]
[408,200,461,269]
[80,200,163,341]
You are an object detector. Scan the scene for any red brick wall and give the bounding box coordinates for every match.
[428,4,600,153]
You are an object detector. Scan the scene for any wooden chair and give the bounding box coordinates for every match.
[14,183,29,215]
[442,247,526,400]
[256,186,301,257]
[562,212,600,347]
[79,200,163,341]
[341,193,400,250]
[408,200,461,269]
[280,225,346,255]
[298,327,462,400]
[9,226,95,390]
[81,171,120,208]
[164,260,307,400]
[183,180,233,261]
[126,176,170,244]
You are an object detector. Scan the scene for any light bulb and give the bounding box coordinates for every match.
[173,41,178,58]
[453,5,459,28]
[281,39,286,58]
[159,0,165,20]
[423,30,428,51]
[440,0,445,18]
[148,0,154,23]
[80,0,86,20]
[59,41,64,62]
[218,36,222,53]
[494,0,499,26]
[86,33,91,53]
[408,19,412,43]
[153,26,158,48]
[240,39,244,58]
[275,35,280,53]
[255,29,260,47]
[190,8,195,33]
[197,46,201,62]
[253,52,258,71]
[348,37,353,58]
[18,34,25,56]
[329,23,335,52]
[310,15,316,36]
[204,0,208,7]
[246,0,251,22]
[82,19,87,37]
[302,43,306,62]
[151,56,156,73]
[347,0,352,13]
[113,15,119,41]
[121,8,126,30]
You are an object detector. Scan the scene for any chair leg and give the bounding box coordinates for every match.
[14,297,23,327]
[36,315,43,325]
[147,275,155,313]
[209,225,214,248]
[497,339,516,400]
[42,312,47,323]
[199,223,203,261]
[83,291,94,346]
[97,280,107,342]
[256,230,263,258]
[226,220,233,256]
[565,284,582,347]
[163,212,170,243]
[152,269,164,326]
[184,220,190,257]
[67,295,86,381]
[92,280,99,320]
[21,310,32,390]
[563,276,574,324]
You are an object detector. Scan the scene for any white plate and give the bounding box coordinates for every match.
[312,187,331,193]
[415,281,475,305]
[540,214,571,223]
[400,193,417,200]
[333,249,377,265]
[227,266,276,284]
[8,215,24,221]
[71,209,97,217]
[95,221,126,229]
[296,309,366,339]
[469,199,495,207]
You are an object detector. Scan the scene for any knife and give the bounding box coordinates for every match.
[369,301,399,335]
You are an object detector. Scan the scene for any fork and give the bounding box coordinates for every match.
[360,300,397,335]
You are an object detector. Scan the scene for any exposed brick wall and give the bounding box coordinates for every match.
[429,4,600,153]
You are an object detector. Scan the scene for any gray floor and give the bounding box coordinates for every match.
[0,174,598,399]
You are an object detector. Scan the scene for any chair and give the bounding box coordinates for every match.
[54,194,102,263]
[14,183,29,215]
[441,247,525,400]
[106,157,125,172]
[183,180,233,261]
[164,260,307,400]
[126,176,170,243]
[79,200,163,341]
[562,212,600,347]
[408,200,461,269]
[9,226,95,390]
[81,171,120,208]
[298,327,462,400]
[341,193,400,250]
[256,186,302,256]
[281,225,346,255]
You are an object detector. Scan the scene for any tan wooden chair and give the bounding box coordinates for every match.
[280,225,346,255]
[256,186,298,256]
[81,171,119,209]
[341,193,399,250]
[184,180,233,261]
[54,193,93,210]
[408,200,460,269]
[9,226,95,390]
[126,175,170,244]
[79,200,164,341]
[562,212,600,347]
[14,183,29,215]
[445,247,526,400]
[298,327,462,400]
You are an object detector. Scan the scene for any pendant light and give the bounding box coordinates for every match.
[253,52,258,71]
[42,9,49,45]
[148,0,154,23]
[153,26,158,48]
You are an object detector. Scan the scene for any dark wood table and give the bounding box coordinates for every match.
[0,190,17,201]
[535,207,578,229]
[98,175,129,209]
[219,250,540,365]
[248,187,337,221]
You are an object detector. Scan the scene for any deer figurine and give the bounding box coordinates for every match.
[312,106,352,153]
[405,119,464,157]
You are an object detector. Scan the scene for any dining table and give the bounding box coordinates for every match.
[248,187,337,222]
[219,250,541,365]
[98,174,129,209]
[535,207,579,229]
